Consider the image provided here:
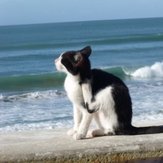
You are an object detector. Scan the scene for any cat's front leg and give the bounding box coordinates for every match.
[81,82,100,113]
[67,105,82,136]
[73,110,93,140]
[81,80,93,104]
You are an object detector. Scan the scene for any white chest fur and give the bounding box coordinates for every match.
[64,75,84,105]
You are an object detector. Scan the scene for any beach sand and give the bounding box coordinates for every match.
[0,123,163,163]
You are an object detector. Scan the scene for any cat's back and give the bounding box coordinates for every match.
[91,69,125,85]
[91,69,127,95]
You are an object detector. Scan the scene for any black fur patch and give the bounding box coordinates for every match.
[61,51,79,75]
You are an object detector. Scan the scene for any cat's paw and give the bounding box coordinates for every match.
[104,129,115,136]
[67,128,76,136]
[86,102,100,114]
[73,133,86,140]
[91,129,105,137]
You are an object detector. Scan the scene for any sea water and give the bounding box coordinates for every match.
[0,18,163,132]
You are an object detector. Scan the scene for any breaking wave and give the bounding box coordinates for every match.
[131,61,163,78]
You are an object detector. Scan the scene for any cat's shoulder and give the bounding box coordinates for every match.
[91,68,126,86]
[91,68,115,76]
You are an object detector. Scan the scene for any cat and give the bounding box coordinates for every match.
[55,46,163,140]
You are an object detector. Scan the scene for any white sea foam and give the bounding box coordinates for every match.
[0,89,73,133]
[131,61,163,78]
[0,120,73,133]
[0,94,3,100]
[0,90,66,102]
[128,80,163,127]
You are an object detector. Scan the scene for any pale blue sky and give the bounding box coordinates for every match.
[0,0,163,26]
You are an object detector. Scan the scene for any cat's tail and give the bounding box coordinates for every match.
[120,125,163,135]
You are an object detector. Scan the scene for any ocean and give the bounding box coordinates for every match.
[0,17,163,132]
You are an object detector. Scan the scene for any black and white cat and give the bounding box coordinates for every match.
[55,46,163,140]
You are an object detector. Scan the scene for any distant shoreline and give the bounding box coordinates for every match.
[1,16,163,27]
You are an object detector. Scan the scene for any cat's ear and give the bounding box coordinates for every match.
[79,46,92,58]
[61,57,78,75]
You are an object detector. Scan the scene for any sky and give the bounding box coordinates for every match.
[0,0,163,26]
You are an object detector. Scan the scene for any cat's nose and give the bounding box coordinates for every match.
[55,58,58,63]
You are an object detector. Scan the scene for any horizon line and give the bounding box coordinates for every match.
[0,16,163,27]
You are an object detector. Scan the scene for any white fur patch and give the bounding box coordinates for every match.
[55,55,68,73]
[64,74,83,104]
[95,87,118,133]
[82,84,118,134]
[81,80,93,104]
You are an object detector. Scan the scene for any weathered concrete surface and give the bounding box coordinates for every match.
[0,129,163,162]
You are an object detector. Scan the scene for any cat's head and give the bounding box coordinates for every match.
[55,46,92,78]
